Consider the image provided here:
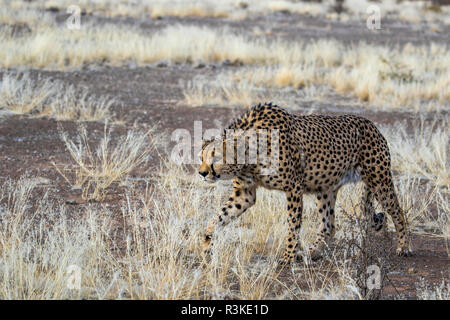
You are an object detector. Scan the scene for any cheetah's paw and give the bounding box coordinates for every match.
[396,247,413,257]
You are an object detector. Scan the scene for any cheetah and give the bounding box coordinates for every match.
[198,103,411,263]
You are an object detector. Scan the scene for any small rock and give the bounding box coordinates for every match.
[65,198,79,205]
[222,59,244,67]
[126,62,138,69]
[238,2,248,9]
[278,9,291,15]
[156,61,168,68]
[45,6,60,13]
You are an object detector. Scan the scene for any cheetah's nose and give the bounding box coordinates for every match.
[199,171,208,177]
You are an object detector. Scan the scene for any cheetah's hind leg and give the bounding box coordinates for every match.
[362,183,386,233]
[306,190,338,262]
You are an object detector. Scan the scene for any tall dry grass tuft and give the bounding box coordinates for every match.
[44,83,115,121]
[380,118,449,187]
[56,123,157,201]
[0,72,54,116]
[0,72,114,121]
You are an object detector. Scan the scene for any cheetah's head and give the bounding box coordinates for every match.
[198,138,244,182]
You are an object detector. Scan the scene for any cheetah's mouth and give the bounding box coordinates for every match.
[203,176,218,183]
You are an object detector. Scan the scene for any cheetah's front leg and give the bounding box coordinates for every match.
[282,189,304,263]
[203,184,256,254]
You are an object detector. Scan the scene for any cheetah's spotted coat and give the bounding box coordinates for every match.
[199,103,411,262]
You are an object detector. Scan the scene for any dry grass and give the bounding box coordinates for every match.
[178,35,448,111]
[225,41,450,111]
[0,175,440,300]
[181,74,297,108]
[44,83,115,121]
[380,118,449,187]
[180,73,335,110]
[1,23,329,69]
[417,279,449,300]
[0,72,54,116]
[55,123,157,201]
[0,163,372,299]
[1,116,447,299]
[0,72,114,121]
[1,12,448,111]
[3,0,450,24]
[0,5,56,28]
[0,177,122,299]
[435,188,449,254]
[380,119,449,244]
[0,163,440,299]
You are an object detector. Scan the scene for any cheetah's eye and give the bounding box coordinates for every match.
[212,154,223,164]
